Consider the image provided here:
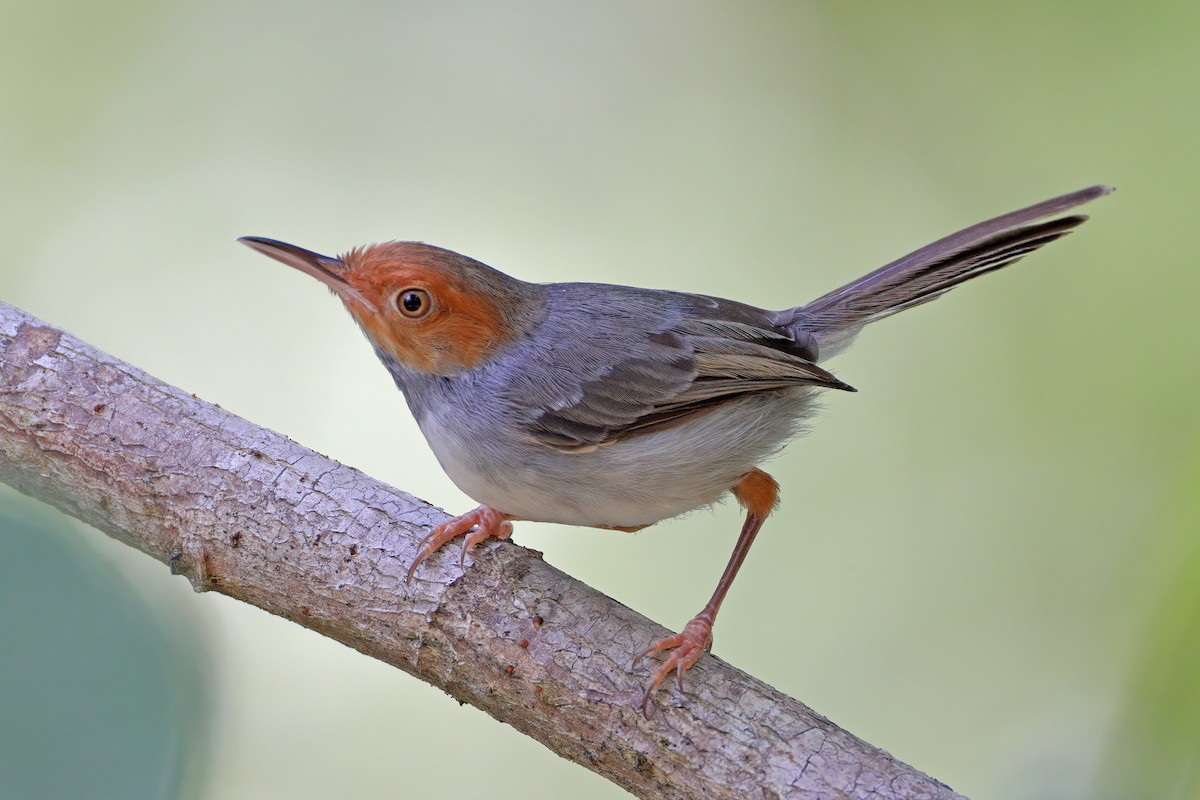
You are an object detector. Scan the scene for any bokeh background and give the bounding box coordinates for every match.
[2,3,1198,799]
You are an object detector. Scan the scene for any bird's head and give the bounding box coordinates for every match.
[240,238,541,376]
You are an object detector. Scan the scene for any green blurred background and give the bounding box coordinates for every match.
[2,2,1197,798]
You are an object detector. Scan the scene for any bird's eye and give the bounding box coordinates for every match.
[396,288,432,318]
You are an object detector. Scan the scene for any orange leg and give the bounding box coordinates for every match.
[637,468,779,716]
[405,505,516,581]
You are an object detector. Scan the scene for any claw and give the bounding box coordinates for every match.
[405,505,515,581]
[458,518,514,566]
[637,614,714,717]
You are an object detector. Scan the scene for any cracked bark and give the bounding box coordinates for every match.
[0,300,968,800]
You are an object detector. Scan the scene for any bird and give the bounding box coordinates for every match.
[240,184,1111,715]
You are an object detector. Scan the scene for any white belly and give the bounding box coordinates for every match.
[419,389,814,528]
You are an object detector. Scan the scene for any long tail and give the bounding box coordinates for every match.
[789,185,1112,359]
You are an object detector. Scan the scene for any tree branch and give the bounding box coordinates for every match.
[0,299,966,800]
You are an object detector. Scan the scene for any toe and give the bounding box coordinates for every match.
[636,615,715,716]
[406,506,516,581]
[635,632,685,665]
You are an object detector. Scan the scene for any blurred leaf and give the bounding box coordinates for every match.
[0,498,210,800]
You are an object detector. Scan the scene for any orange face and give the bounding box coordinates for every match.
[239,237,534,377]
[336,243,519,375]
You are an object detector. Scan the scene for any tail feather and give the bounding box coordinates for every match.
[866,214,1086,319]
[791,185,1112,359]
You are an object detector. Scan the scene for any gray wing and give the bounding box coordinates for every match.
[500,285,853,452]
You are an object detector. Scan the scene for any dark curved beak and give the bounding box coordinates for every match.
[238,236,372,309]
[237,236,346,286]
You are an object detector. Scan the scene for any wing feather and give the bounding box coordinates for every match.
[506,286,853,452]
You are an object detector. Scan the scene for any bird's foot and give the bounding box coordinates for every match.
[636,611,714,717]
[406,505,514,581]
